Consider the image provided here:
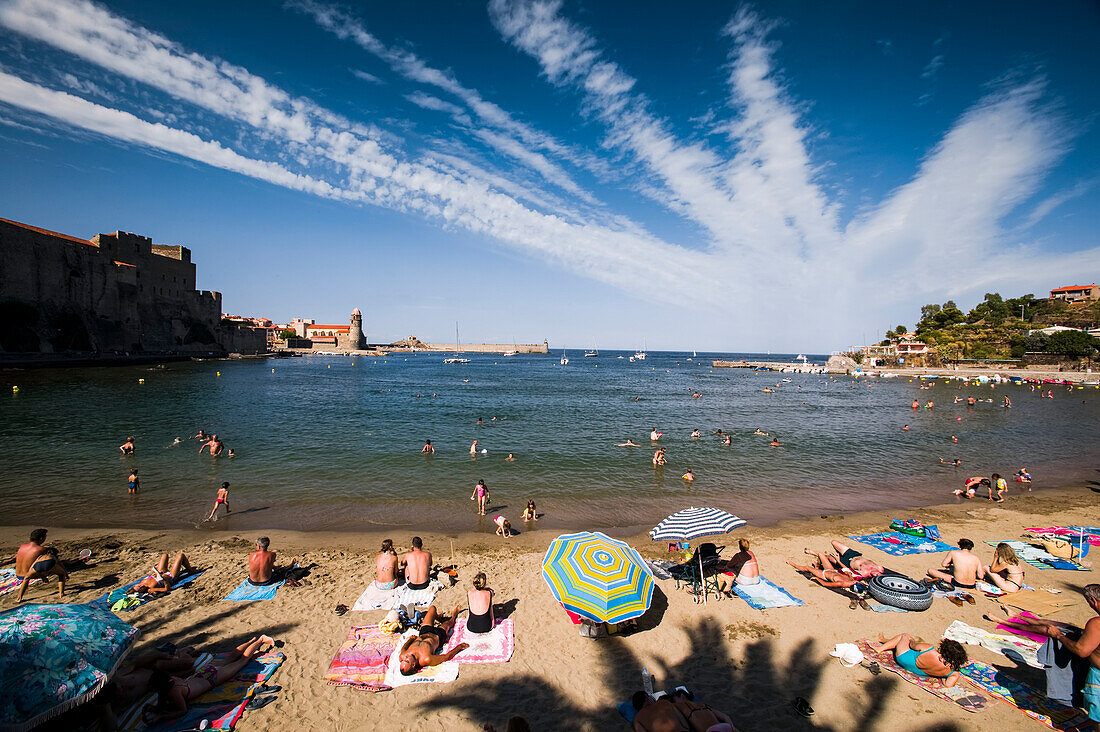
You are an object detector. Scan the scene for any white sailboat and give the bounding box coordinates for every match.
[633,338,647,361]
[560,348,569,365]
[443,322,471,364]
[584,345,598,357]
[503,339,517,357]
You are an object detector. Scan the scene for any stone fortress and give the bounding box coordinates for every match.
[0,217,266,359]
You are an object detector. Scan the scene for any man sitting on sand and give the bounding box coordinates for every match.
[926,538,982,590]
[402,536,432,590]
[375,539,399,590]
[14,528,68,602]
[248,537,281,586]
[827,540,885,579]
[133,551,194,596]
[398,605,469,675]
[869,634,968,687]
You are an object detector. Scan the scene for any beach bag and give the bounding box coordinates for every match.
[1042,539,1080,559]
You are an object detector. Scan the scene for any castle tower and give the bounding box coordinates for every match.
[345,307,366,350]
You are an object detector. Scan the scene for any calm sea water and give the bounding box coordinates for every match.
[1,352,1097,535]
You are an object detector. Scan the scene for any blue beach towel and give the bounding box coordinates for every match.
[985,540,1089,572]
[731,577,803,609]
[222,578,284,602]
[92,571,204,610]
[849,532,954,556]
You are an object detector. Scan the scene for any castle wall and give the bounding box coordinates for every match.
[0,218,258,356]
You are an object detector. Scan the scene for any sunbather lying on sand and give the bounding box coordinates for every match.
[630,690,737,732]
[869,633,968,687]
[143,635,278,724]
[132,551,194,596]
[827,540,885,578]
[787,552,869,609]
[398,605,468,675]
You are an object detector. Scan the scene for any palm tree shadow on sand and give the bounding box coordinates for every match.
[415,614,963,731]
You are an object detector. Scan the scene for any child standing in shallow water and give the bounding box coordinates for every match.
[471,480,489,515]
[522,500,538,522]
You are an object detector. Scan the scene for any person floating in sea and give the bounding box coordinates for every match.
[167,437,182,448]
[902,425,909,431]
[682,468,695,482]
[690,429,701,439]
[692,392,701,399]
[471,479,489,515]
[477,417,484,424]
[939,458,962,467]
[119,436,135,454]
[722,435,731,446]
[206,482,231,521]
[769,436,781,447]
[192,429,208,441]
[128,469,140,495]
[925,400,934,409]
[505,453,515,462]
[650,428,663,441]
[762,387,775,393]
[951,435,958,443]
[911,400,920,409]
[753,429,769,437]
[617,439,639,447]
[421,439,435,455]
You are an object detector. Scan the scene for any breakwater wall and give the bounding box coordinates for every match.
[404,342,549,354]
[713,360,822,373]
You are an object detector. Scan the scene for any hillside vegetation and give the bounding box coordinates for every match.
[885,293,1100,361]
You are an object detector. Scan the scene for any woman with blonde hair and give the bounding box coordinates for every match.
[467,572,494,634]
[984,542,1024,593]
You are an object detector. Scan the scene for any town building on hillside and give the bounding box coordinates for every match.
[1049,284,1098,302]
[861,332,932,367]
[286,309,366,351]
[0,217,266,356]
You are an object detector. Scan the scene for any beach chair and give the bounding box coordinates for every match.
[670,543,725,600]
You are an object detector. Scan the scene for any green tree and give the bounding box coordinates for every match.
[1046,330,1098,358]
[895,324,907,334]
[278,328,296,340]
[885,329,896,340]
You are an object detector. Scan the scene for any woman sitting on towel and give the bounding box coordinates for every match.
[467,572,495,634]
[983,542,1024,594]
[144,636,278,723]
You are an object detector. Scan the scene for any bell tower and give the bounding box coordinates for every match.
[348,307,365,350]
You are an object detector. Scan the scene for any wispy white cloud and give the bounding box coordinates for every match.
[0,0,1095,348]
[920,54,944,80]
[350,68,383,85]
[1022,177,1096,228]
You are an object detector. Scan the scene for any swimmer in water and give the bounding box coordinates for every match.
[951,435,958,443]
[690,429,701,439]
[722,435,731,446]
[169,437,182,447]
[911,400,920,409]
[128,469,139,494]
[652,448,667,466]
[692,392,701,399]
[753,429,769,437]
[227,448,235,458]
[119,436,135,454]
[902,425,909,431]
[617,440,639,447]
[469,440,479,456]
[477,417,484,424]
[763,388,775,393]
[650,428,663,441]
[682,469,695,482]
[769,437,780,447]
[505,453,515,462]
[421,440,435,454]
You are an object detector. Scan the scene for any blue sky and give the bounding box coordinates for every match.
[0,0,1097,351]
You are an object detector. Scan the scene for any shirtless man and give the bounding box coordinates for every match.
[650,428,662,441]
[421,440,435,454]
[828,540,885,579]
[206,482,231,521]
[992,584,1100,728]
[402,536,432,590]
[787,552,868,609]
[690,429,701,439]
[248,537,278,586]
[14,528,68,602]
[199,435,223,456]
[469,439,479,456]
[668,690,737,732]
[926,538,983,590]
[397,605,468,675]
[119,436,135,454]
[374,539,399,590]
[630,692,703,732]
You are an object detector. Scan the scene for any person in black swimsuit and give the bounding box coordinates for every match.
[398,605,468,675]
[467,572,495,634]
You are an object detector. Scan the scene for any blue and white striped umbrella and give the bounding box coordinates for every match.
[649,507,746,541]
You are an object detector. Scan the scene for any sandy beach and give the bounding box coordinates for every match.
[3,484,1096,731]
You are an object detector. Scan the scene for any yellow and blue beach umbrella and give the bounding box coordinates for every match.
[542,531,654,623]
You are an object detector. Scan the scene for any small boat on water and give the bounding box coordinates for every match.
[584,349,598,357]
[444,322,470,364]
[560,349,569,365]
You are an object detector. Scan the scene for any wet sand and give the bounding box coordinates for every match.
[3,485,1097,731]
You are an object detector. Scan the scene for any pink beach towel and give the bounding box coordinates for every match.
[325,625,399,692]
[995,611,1047,644]
[856,640,987,712]
[443,617,514,664]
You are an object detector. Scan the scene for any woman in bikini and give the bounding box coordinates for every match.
[143,636,276,723]
[374,539,399,590]
[467,572,495,634]
[983,542,1024,594]
[133,551,194,597]
[727,538,760,585]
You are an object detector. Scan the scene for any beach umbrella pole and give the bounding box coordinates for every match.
[700,551,706,605]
